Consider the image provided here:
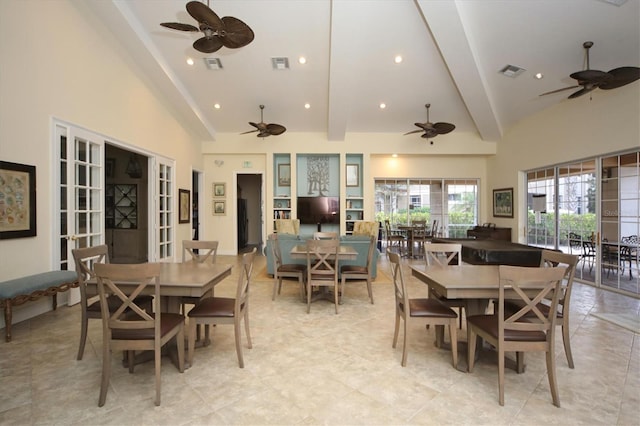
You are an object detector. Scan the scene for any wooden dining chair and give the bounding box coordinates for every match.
[384,220,406,257]
[181,240,219,339]
[505,249,579,368]
[467,265,567,407]
[268,233,306,302]
[423,243,466,329]
[306,238,340,314]
[93,262,185,407]
[71,245,153,361]
[388,250,458,367]
[340,235,376,305]
[187,248,256,368]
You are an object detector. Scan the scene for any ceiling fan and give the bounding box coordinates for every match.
[404,104,455,139]
[241,105,286,138]
[539,41,640,99]
[160,1,254,54]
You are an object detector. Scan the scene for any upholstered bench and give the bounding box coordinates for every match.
[0,271,78,342]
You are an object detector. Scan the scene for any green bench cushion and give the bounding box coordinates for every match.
[0,271,78,299]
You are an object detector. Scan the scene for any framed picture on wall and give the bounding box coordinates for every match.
[346,164,359,187]
[278,163,291,186]
[213,182,226,197]
[213,200,226,215]
[493,187,514,218]
[178,189,190,224]
[0,161,37,239]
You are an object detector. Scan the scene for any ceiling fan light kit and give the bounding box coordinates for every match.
[539,41,640,99]
[160,1,254,54]
[404,103,455,140]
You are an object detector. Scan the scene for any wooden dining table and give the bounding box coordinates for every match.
[86,261,233,313]
[289,244,358,260]
[86,261,233,368]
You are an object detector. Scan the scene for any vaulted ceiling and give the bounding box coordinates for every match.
[82,0,640,142]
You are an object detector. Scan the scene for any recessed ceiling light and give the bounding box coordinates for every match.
[379,103,386,109]
[304,103,311,109]
[298,56,307,64]
[213,104,221,109]
[534,72,544,79]
[391,154,398,158]
[394,55,403,64]
[186,57,194,66]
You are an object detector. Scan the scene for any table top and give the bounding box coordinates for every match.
[410,264,500,299]
[87,262,233,298]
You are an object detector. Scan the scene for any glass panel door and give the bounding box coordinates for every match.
[601,152,639,295]
[55,123,105,304]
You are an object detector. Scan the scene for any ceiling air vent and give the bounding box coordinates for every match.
[204,57,223,70]
[499,64,526,78]
[271,57,290,70]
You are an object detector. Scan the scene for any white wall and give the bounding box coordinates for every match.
[0,0,203,326]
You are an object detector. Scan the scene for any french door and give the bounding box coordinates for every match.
[54,122,105,304]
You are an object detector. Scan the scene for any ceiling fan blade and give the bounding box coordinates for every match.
[193,36,223,53]
[186,1,223,29]
[568,86,597,99]
[160,22,199,32]
[433,122,455,134]
[240,129,259,135]
[219,16,255,48]
[570,69,611,83]
[599,66,640,90]
[266,124,286,135]
[257,131,272,138]
[414,122,432,131]
[403,129,423,136]
[539,85,580,96]
[420,129,439,139]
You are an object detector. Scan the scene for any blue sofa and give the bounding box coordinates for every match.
[264,234,380,279]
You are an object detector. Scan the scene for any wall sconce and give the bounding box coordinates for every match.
[126,154,142,179]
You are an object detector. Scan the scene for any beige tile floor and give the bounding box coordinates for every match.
[1,253,639,425]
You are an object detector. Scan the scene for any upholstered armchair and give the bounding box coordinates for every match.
[352,221,379,239]
[275,218,300,235]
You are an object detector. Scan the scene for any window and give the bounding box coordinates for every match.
[374,178,479,238]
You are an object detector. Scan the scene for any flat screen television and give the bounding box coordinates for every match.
[297,196,340,225]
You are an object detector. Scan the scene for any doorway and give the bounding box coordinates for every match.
[104,144,149,263]
[236,173,263,254]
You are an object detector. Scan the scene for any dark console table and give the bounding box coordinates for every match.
[467,224,511,241]
[434,238,544,267]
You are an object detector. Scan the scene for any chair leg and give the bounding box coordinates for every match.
[176,326,185,373]
[307,282,312,314]
[498,347,505,406]
[98,343,111,407]
[401,317,408,367]
[244,310,252,349]
[546,344,561,407]
[467,328,477,373]
[154,343,161,406]
[562,323,574,369]
[392,311,400,349]
[77,312,88,360]
[187,318,197,366]
[298,277,306,302]
[340,277,346,305]
[271,277,279,301]
[334,283,339,314]
[234,318,244,368]
[366,277,374,304]
[449,320,458,369]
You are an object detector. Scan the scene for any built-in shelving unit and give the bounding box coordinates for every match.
[345,153,363,235]
[272,153,291,232]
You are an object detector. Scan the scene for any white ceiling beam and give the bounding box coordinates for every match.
[416,0,502,142]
